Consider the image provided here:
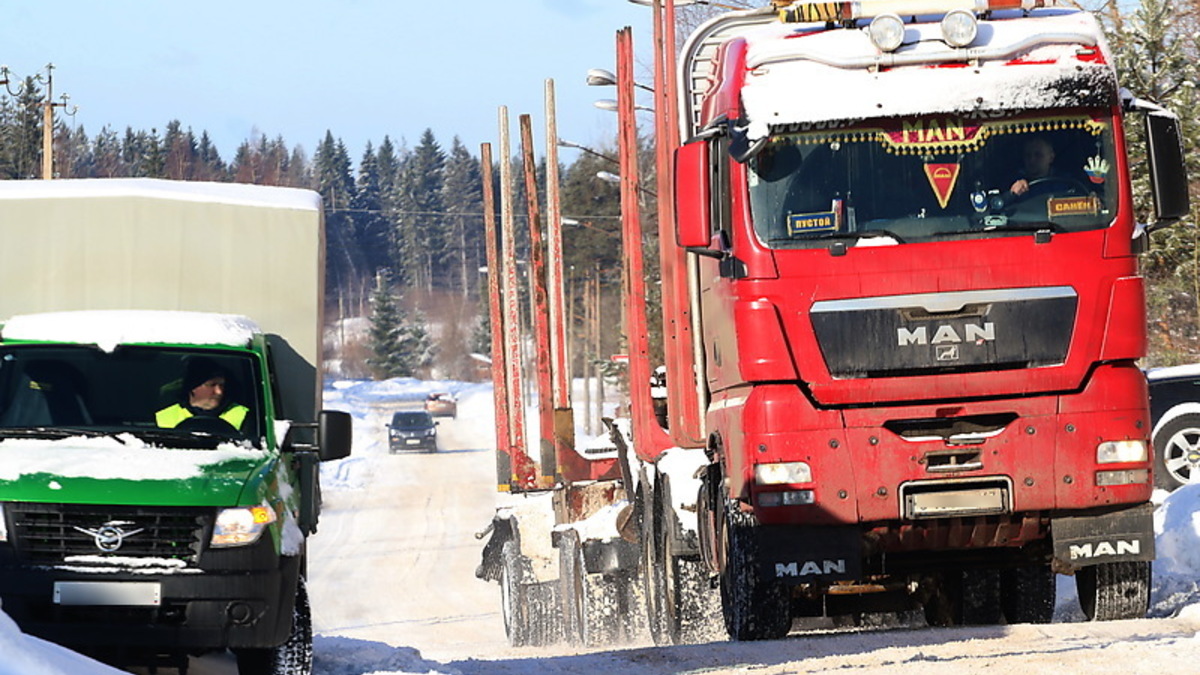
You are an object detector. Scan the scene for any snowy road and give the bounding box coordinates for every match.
[117,380,1200,675]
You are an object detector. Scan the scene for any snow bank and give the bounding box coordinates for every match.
[1151,483,1200,615]
[0,609,124,675]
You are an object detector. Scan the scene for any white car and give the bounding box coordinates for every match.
[1147,364,1200,490]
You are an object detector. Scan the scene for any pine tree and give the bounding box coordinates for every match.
[393,129,446,291]
[442,137,485,297]
[352,142,392,274]
[367,272,435,378]
[367,273,408,379]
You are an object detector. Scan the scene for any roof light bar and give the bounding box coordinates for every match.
[778,0,1054,23]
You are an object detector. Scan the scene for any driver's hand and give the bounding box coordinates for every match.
[1010,178,1029,196]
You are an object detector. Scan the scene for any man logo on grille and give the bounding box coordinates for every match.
[73,521,145,553]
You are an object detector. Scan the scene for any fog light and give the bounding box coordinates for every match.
[1096,469,1150,486]
[940,9,977,48]
[1097,440,1148,464]
[755,461,813,485]
[868,14,905,52]
[758,490,816,507]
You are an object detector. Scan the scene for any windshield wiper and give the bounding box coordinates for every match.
[770,229,906,246]
[0,427,111,440]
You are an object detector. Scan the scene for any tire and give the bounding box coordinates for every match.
[720,501,791,641]
[235,576,313,675]
[500,538,560,646]
[500,539,531,646]
[1000,564,1055,624]
[640,486,671,645]
[1153,413,1200,490]
[961,569,1003,625]
[924,569,1002,627]
[561,529,623,646]
[1076,561,1150,621]
[644,480,720,645]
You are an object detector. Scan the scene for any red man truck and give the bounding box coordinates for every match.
[480,0,1190,645]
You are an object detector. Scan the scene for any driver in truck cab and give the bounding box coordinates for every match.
[155,356,249,431]
[1008,136,1056,197]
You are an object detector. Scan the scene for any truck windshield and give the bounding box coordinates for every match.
[0,345,263,448]
[747,111,1120,248]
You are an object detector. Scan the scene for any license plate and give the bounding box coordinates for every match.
[906,487,1008,519]
[406,438,420,445]
[54,581,162,606]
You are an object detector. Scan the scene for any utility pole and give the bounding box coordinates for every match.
[2,64,76,180]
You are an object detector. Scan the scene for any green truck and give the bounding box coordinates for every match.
[0,179,351,675]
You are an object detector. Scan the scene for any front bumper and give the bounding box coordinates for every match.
[0,536,301,651]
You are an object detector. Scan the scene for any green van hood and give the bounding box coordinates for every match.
[0,437,273,506]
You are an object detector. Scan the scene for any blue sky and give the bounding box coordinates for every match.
[2,1,659,164]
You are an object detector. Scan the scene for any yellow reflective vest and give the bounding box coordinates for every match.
[155,403,249,430]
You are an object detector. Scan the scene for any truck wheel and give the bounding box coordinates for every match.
[560,529,619,647]
[235,576,313,675]
[641,486,672,645]
[1154,413,1200,490]
[500,539,532,646]
[644,481,720,645]
[1000,564,1055,624]
[720,502,791,641]
[924,569,1001,627]
[501,538,560,646]
[1076,561,1150,621]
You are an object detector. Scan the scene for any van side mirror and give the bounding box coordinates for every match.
[318,410,353,461]
[1146,111,1190,229]
[674,140,713,249]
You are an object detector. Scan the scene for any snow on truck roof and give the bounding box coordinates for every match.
[0,177,321,211]
[1,310,260,352]
[737,9,1113,131]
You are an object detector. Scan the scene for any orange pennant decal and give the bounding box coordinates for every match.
[923,163,960,209]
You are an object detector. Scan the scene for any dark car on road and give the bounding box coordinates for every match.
[1147,364,1200,490]
[388,410,438,453]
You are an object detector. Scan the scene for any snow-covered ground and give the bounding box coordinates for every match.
[5,377,1200,675]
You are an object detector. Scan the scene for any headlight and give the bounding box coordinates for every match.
[868,14,905,52]
[211,505,277,548]
[755,461,813,485]
[1097,440,1148,464]
[940,9,977,48]
[427,428,437,437]
[0,504,7,542]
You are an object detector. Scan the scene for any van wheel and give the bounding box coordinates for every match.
[235,576,313,675]
[1154,413,1200,490]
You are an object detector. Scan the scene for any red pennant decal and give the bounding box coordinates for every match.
[924,163,960,209]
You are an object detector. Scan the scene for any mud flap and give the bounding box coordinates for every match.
[1051,503,1155,571]
[754,525,862,586]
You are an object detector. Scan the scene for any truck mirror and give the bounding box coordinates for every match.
[675,140,713,249]
[1145,111,1190,228]
[318,409,353,461]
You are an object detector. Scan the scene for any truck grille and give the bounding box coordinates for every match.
[811,286,1077,378]
[6,503,210,566]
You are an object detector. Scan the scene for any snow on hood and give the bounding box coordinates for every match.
[0,434,265,482]
[1,310,259,353]
[739,10,1115,134]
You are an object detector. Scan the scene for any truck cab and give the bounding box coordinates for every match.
[673,2,1188,639]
